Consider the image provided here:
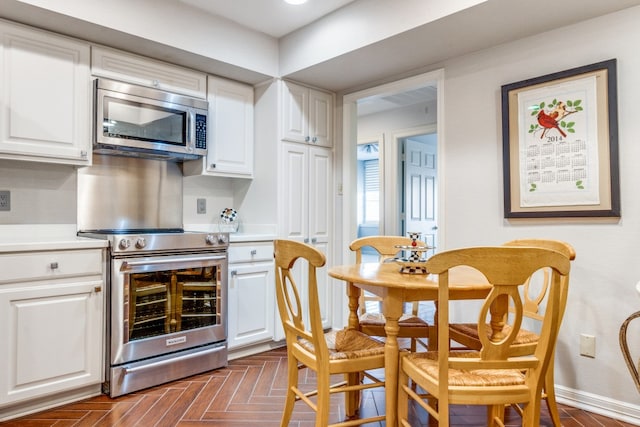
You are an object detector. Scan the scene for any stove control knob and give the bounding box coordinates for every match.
[135,237,146,249]
[205,234,217,245]
[217,234,228,244]
[118,238,131,250]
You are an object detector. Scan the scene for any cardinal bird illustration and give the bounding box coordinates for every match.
[537,109,567,138]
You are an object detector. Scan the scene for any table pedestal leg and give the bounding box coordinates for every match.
[383,291,403,427]
[346,282,361,330]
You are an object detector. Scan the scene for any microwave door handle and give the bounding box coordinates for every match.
[120,255,226,272]
[186,111,192,143]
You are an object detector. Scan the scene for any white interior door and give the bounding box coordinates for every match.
[403,136,438,251]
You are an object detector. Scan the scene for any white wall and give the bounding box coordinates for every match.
[438,5,640,412]
[0,160,76,225]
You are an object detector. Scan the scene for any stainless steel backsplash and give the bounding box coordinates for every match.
[77,154,183,231]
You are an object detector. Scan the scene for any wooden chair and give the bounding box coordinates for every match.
[273,239,386,427]
[349,235,430,351]
[397,246,571,427]
[448,239,575,426]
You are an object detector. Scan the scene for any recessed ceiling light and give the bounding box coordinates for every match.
[284,0,307,5]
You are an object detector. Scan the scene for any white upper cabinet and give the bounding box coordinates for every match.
[91,45,206,99]
[0,20,91,165]
[183,76,254,178]
[281,81,333,148]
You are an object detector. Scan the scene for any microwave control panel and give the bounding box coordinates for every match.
[195,114,207,150]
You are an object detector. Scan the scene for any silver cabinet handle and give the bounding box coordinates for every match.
[312,137,317,143]
[250,249,257,256]
[50,262,59,270]
[305,136,310,142]
[303,238,310,243]
[311,237,317,244]
[230,270,237,277]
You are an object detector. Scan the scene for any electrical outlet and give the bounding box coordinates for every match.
[0,191,10,211]
[580,334,596,358]
[197,198,206,214]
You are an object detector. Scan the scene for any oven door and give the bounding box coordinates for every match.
[110,252,227,366]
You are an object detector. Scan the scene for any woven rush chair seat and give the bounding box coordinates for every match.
[405,351,527,387]
[450,323,540,347]
[359,312,428,327]
[298,328,385,360]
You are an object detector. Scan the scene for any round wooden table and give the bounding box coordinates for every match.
[328,262,491,426]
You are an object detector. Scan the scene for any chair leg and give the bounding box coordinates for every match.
[521,398,542,427]
[488,404,505,427]
[280,354,298,427]
[397,356,410,425]
[316,368,331,427]
[544,365,562,427]
[345,372,360,417]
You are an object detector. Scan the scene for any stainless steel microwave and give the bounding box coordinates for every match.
[94,78,208,160]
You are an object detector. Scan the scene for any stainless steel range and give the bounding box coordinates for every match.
[77,155,229,397]
[79,230,229,397]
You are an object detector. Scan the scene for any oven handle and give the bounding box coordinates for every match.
[123,345,218,374]
[120,255,226,272]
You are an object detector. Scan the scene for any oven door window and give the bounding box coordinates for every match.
[128,266,220,341]
[103,96,186,146]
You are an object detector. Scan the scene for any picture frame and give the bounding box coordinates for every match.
[501,59,620,218]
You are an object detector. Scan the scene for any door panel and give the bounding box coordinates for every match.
[404,137,437,251]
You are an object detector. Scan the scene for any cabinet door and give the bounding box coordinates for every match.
[91,45,206,98]
[280,142,309,243]
[277,144,332,332]
[0,21,91,165]
[308,89,333,148]
[0,279,104,406]
[281,81,308,144]
[227,262,275,349]
[205,76,254,177]
[308,146,333,329]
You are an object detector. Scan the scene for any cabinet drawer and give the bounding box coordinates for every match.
[0,249,103,284]
[228,243,273,263]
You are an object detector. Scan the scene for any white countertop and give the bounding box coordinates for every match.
[0,223,277,252]
[0,224,108,252]
[184,223,277,243]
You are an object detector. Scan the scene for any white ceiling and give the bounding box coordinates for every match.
[178,0,356,38]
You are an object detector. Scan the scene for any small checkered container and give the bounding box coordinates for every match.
[219,208,239,232]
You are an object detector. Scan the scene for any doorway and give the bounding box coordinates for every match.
[342,70,443,254]
[337,70,444,328]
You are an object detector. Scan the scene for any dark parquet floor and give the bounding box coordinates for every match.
[0,347,635,426]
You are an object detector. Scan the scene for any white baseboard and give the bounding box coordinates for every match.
[557,385,640,425]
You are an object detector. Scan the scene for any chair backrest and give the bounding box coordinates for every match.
[349,235,415,263]
[502,239,575,324]
[349,235,415,315]
[426,246,571,403]
[273,239,328,356]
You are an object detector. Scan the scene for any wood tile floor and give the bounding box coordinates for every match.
[1,347,634,426]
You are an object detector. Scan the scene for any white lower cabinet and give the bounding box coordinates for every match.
[0,249,104,408]
[227,242,275,349]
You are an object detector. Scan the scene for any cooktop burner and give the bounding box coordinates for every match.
[77,230,229,253]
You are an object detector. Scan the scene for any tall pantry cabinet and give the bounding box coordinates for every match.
[255,79,334,339]
[280,81,333,334]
